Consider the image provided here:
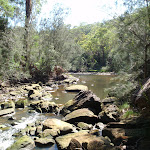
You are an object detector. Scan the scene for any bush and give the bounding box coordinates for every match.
[100,66,110,72]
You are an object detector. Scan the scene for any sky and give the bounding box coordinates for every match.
[41,0,126,27]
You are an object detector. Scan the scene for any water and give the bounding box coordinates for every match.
[0,112,42,150]
[52,74,116,104]
[0,74,116,150]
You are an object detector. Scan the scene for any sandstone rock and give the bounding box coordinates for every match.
[10,91,21,96]
[61,90,102,116]
[7,135,35,150]
[65,85,88,92]
[87,141,120,150]
[35,137,55,147]
[99,104,120,123]
[35,126,43,135]
[28,89,42,100]
[40,129,60,137]
[77,122,92,130]
[102,127,127,146]
[43,118,73,135]
[67,138,82,150]
[25,84,41,91]
[56,130,112,150]
[62,108,98,125]
[41,93,52,101]
[30,100,58,113]
[15,99,28,108]
[0,101,15,116]
[1,81,10,87]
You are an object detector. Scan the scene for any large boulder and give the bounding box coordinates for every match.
[7,135,35,150]
[65,85,88,92]
[43,118,73,135]
[56,130,113,150]
[61,90,102,116]
[98,104,120,123]
[0,100,15,116]
[135,78,150,113]
[62,108,98,125]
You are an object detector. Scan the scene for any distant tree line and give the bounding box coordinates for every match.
[0,0,149,86]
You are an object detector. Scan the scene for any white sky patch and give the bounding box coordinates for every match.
[41,0,126,27]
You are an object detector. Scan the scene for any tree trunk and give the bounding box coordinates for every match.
[144,43,150,78]
[24,0,32,68]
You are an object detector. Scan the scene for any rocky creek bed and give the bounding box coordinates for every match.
[0,73,150,150]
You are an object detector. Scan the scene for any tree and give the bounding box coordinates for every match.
[0,0,14,17]
[122,0,150,78]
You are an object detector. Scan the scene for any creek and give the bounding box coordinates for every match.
[0,74,116,150]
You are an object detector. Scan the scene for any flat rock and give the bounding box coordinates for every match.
[35,137,55,147]
[56,130,112,150]
[43,118,73,135]
[62,108,98,124]
[65,85,88,92]
[0,101,15,116]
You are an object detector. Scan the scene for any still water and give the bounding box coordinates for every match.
[0,74,116,150]
[52,74,116,104]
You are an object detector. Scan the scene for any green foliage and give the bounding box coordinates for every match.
[0,0,15,17]
[100,66,110,72]
[106,72,138,102]
[119,102,130,110]
[122,110,138,119]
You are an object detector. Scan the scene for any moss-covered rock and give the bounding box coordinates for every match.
[0,100,15,116]
[77,122,92,130]
[7,135,35,150]
[40,129,60,138]
[15,99,28,108]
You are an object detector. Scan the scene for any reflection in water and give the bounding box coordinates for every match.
[52,74,116,104]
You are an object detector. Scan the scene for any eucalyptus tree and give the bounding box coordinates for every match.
[122,0,150,78]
